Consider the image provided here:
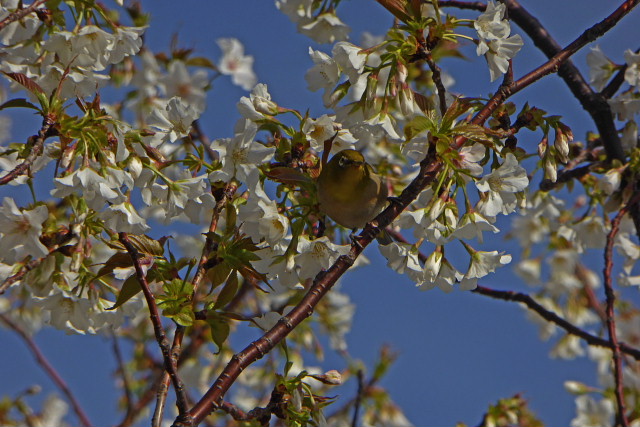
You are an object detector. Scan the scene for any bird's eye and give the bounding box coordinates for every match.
[339,157,348,167]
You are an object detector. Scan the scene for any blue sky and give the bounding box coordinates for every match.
[1,1,639,426]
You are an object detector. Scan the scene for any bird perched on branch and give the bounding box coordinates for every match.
[316,149,391,242]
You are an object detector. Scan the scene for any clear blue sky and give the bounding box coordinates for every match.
[1,1,638,426]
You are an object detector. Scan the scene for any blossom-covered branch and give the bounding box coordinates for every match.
[469,0,640,134]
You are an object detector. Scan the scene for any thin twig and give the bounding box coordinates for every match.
[600,47,640,99]
[385,228,640,361]
[424,51,448,115]
[0,313,93,427]
[152,372,172,427]
[0,258,42,294]
[472,285,640,361]
[189,120,218,162]
[152,326,186,427]
[0,116,57,185]
[351,370,365,427]
[112,333,135,423]
[116,371,166,427]
[602,197,637,427]
[0,0,46,31]
[118,232,189,417]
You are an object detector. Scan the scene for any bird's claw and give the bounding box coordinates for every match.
[387,196,402,206]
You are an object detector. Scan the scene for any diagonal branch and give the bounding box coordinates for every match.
[0,0,46,31]
[172,3,640,425]
[438,0,635,162]
[385,228,640,361]
[502,0,628,162]
[466,0,639,138]
[173,151,443,427]
[0,115,57,186]
[0,313,94,427]
[118,232,189,417]
[472,285,640,361]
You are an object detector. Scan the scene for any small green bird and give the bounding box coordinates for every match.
[316,149,389,231]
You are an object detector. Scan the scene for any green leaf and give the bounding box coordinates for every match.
[172,307,195,327]
[206,311,230,352]
[95,252,134,279]
[213,270,239,309]
[107,275,142,310]
[128,234,165,256]
[404,115,432,141]
[264,167,313,185]
[224,202,237,237]
[0,98,40,112]
[206,261,231,291]
[185,56,217,69]
[109,235,165,256]
[441,97,472,131]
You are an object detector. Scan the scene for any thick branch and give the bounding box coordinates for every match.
[173,152,443,427]
[438,0,635,161]
[503,0,629,162]
[468,0,639,138]
[0,313,93,427]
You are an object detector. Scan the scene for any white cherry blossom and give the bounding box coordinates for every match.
[217,38,257,90]
[210,119,275,183]
[476,153,528,217]
[0,198,49,262]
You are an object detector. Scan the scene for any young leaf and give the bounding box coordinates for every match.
[206,311,230,352]
[95,252,135,279]
[107,275,142,310]
[2,71,45,95]
[213,270,239,309]
[0,98,40,112]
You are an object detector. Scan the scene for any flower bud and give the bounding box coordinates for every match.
[554,123,572,163]
[253,95,278,116]
[310,370,343,385]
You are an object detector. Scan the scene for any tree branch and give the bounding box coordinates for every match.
[0,313,93,427]
[173,151,443,427]
[112,333,135,424]
[466,0,639,141]
[385,228,640,361]
[472,285,640,361]
[0,115,57,186]
[602,195,640,427]
[118,232,189,417]
[0,0,46,31]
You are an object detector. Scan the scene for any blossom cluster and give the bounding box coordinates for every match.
[0,1,638,426]
[474,1,524,82]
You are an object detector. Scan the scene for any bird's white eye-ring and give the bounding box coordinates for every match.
[338,156,362,168]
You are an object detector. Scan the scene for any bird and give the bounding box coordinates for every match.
[316,149,390,240]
